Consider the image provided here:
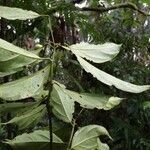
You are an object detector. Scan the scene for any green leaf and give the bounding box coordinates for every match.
[143,101,150,109]
[77,56,150,93]
[0,68,23,77]
[0,102,38,114]
[0,49,42,77]
[71,125,111,150]
[0,66,50,101]
[51,82,122,123]
[66,90,123,110]
[140,0,150,4]
[51,83,74,123]
[0,6,40,20]
[4,130,63,150]
[2,105,46,130]
[97,139,109,150]
[69,42,121,63]
[0,38,40,60]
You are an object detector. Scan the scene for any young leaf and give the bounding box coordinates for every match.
[0,38,40,60]
[71,125,111,150]
[77,56,150,93]
[0,66,50,101]
[2,105,46,130]
[4,130,63,150]
[51,83,74,123]
[0,6,40,20]
[69,42,121,63]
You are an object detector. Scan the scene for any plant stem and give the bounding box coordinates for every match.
[45,99,53,150]
[45,16,56,150]
[67,119,76,150]
[45,50,55,150]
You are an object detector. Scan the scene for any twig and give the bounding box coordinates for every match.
[45,16,56,150]
[80,2,150,16]
[67,119,76,150]
[45,52,54,150]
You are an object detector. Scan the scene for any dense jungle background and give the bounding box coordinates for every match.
[0,0,150,150]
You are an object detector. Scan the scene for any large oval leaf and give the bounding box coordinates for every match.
[69,42,121,63]
[51,82,122,123]
[0,6,40,20]
[77,56,150,93]
[4,130,63,150]
[51,83,74,123]
[0,66,50,101]
[71,125,111,150]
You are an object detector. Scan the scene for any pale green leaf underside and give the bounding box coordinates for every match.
[51,84,74,123]
[0,6,40,20]
[0,38,40,60]
[4,130,63,150]
[2,105,46,130]
[77,56,150,93]
[51,82,122,122]
[69,42,121,63]
[97,139,109,150]
[0,66,50,101]
[0,49,41,77]
[71,125,111,150]
[66,90,123,110]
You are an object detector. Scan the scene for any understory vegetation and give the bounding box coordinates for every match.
[0,0,149,150]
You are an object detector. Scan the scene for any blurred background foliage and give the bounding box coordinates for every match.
[0,0,149,149]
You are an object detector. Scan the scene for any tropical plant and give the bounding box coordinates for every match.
[0,1,149,150]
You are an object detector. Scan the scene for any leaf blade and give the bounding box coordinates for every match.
[51,84,74,123]
[71,125,111,150]
[0,6,40,20]
[69,42,121,63]
[4,130,63,150]
[0,38,40,60]
[0,66,50,101]
[77,56,150,93]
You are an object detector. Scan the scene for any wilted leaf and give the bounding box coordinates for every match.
[0,66,50,101]
[2,105,46,130]
[0,6,40,20]
[71,125,111,150]
[77,56,150,93]
[51,83,74,123]
[4,130,63,150]
[69,42,121,63]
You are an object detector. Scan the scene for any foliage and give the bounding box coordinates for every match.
[0,0,149,150]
